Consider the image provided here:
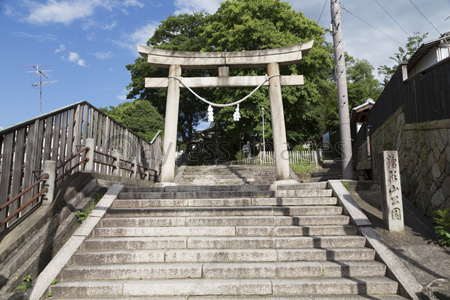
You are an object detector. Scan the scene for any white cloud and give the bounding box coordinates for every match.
[93,51,113,60]
[117,94,127,101]
[117,88,129,100]
[15,31,57,41]
[26,0,95,25]
[87,32,97,41]
[130,22,158,45]
[82,19,118,31]
[101,21,117,30]
[112,22,159,55]
[4,5,16,17]
[55,44,66,53]
[123,0,144,9]
[65,51,87,67]
[173,0,221,15]
[23,0,145,25]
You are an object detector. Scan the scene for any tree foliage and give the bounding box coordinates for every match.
[124,0,382,157]
[126,13,211,149]
[100,100,164,142]
[347,58,382,108]
[378,32,428,85]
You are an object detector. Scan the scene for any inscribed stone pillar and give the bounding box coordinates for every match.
[267,62,290,180]
[42,160,56,206]
[160,64,181,183]
[85,138,95,172]
[377,151,404,232]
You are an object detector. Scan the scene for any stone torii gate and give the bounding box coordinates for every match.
[138,41,314,183]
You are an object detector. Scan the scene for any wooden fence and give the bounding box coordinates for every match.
[0,101,162,231]
[234,150,318,166]
[369,57,450,134]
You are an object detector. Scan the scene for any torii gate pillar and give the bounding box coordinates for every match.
[138,42,314,184]
[160,64,181,183]
[268,62,290,180]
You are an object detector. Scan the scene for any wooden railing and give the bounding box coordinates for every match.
[0,101,162,231]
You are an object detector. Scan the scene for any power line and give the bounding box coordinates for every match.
[407,0,442,35]
[317,0,328,24]
[373,0,410,36]
[340,3,403,46]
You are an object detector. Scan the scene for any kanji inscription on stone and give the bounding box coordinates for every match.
[377,151,404,232]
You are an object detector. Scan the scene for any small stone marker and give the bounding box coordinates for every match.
[377,151,404,232]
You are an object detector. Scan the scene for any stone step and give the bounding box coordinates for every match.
[49,295,407,300]
[73,248,375,264]
[93,225,357,237]
[187,236,366,249]
[182,171,276,175]
[118,189,334,199]
[118,190,275,199]
[182,169,276,174]
[180,175,276,179]
[276,182,328,190]
[111,197,338,208]
[274,190,333,197]
[180,176,276,182]
[100,215,351,228]
[164,185,273,192]
[187,296,407,300]
[50,277,398,297]
[82,236,367,251]
[61,261,386,281]
[179,180,276,186]
[120,183,329,193]
[106,206,343,217]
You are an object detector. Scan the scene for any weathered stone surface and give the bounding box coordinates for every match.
[138,42,313,69]
[431,189,445,208]
[442,177,450,199]
[431,163,441,180]
[439,152,448,174]
[377,151,404,232]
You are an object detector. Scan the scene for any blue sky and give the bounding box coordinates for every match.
[0,0,449,129]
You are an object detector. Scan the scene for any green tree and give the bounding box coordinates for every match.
[101,100,164,142]
[347,58,382,108]
[125,0,381,158]
[201,0,334,150]
[126,13,212,149]
[378,32,428,85]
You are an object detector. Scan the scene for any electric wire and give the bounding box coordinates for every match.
[340,3,403,46]
[317,0,328,24]
[407,0,442,35]
[373,0,410,36]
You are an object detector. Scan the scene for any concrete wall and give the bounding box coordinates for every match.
[370,106,450,217]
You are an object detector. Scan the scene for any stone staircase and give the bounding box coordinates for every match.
[179,165,277,185]
[49,179,407,299]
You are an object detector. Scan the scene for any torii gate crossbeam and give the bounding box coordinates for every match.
[138,42,314,184]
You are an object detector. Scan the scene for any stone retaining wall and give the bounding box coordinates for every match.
[370,107,450,217]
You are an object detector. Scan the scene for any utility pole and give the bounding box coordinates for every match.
[330,0,354,179]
